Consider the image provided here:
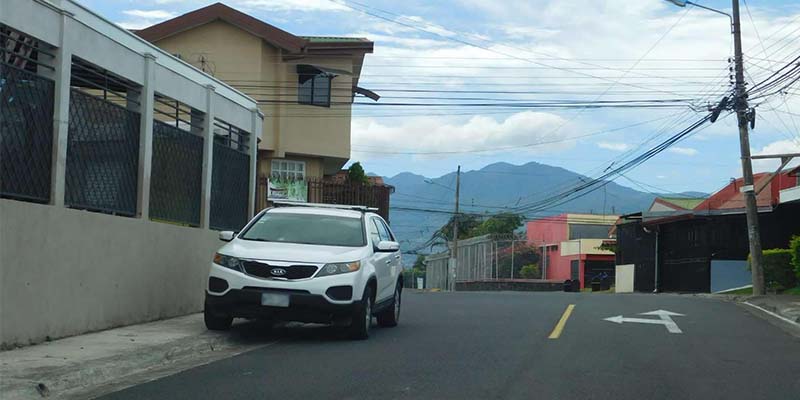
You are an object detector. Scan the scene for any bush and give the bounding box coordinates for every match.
[519,264,541,279]
[791,236,800,282]
[750,249,797,290]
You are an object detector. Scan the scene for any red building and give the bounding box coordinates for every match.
[526,213,618,288]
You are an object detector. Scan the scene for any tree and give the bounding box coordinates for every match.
[347,162,369,184]
[412,254,426,272]
[496,243,540,279]
[596,241,617,253]
[431,214,482,244]
[471,213,524,237]
[519,263,541,279]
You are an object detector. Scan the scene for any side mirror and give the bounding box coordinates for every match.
[219,231,235,242]
[376,240,400,252]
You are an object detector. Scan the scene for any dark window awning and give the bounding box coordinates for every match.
[296,64,352,78]
[354,86,380,101]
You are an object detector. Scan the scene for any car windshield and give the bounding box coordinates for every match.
[239,212,365,247]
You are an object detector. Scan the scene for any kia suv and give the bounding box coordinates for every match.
[204,203,403,339]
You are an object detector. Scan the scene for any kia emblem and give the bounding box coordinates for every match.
[271,268,287,276]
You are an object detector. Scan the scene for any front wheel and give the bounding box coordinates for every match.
[204,305,233,331]
[377,282,401,327]
[348,285,373,340]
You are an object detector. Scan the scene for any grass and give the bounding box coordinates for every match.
[783,286,800,296]
[716,286,800,295]
[718,287,753,295]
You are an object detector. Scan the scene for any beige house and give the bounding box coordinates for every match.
[136,3,374,194]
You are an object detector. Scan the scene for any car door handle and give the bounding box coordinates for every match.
[394,255,401,259]
[385,260,392,264]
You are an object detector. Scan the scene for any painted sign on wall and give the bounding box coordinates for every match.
[267,178,308,202]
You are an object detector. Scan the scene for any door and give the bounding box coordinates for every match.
[373,217,399,301]
[368,218,393,301]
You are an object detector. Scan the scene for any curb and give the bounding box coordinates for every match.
[1,330,261,400]
[742,301,800,326]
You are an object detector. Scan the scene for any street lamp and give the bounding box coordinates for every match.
[665,0,733,25]
[664,0,766,295]
[424,179,455,192]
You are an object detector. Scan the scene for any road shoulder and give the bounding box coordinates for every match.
[0,314,275,400]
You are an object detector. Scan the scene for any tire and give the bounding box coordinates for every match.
[377,282,401,327]
[348,285,373,340]
[204,305,233,331]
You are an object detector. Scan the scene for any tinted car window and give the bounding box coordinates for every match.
[374,218,392,242]
[241,212,365,247]
[368,219,382,244]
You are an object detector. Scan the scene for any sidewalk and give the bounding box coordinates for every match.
[0,314,275,400]
[742,295,800,324]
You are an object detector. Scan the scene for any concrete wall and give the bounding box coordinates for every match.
[455,280,562,292]
[0,200,221,348]
[615,264,635,293]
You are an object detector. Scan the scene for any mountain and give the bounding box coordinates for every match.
[384,161,701,260]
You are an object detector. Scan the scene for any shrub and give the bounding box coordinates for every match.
[750,249,797,290]
[519,264,541,279]
[791,236,800,282]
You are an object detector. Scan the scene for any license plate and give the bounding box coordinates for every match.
[261,292,290,307]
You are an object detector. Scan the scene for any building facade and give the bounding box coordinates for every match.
[615,171,800,293]
[135,3,376,209]
[526,214,618,288]
[1,0,261,347]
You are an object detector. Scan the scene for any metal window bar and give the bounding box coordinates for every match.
[64,79,141,216]
[209,143,250,231]
[153,94,203,132]
[149,119,204,226]
[213,118,250,153]
[70,57,140,107]
[1,25,55,73]
[0,62,55,202]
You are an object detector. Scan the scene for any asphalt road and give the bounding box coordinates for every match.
[99,291,800,400]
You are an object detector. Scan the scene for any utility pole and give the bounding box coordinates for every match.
[450,165,461,291]
[731,0,765,295]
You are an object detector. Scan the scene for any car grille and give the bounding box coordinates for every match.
[241,261,318,280]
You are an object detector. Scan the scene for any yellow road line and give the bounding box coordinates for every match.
[548,304,575,339]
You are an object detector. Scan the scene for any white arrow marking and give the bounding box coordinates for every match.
[603,309,684,333]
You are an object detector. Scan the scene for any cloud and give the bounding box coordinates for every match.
[597,142,630,151]
[351,111,573,158]
[116,9,176,29]
[122,9,175,19]
[668,147,699,156]
[238,0,350,12]
[752,139,800,172]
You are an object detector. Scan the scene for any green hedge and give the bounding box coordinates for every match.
[750,249,797,290]
[791,236,800,282]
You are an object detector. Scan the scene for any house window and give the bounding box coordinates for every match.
[271,159,305,180]
[298,72,332,107]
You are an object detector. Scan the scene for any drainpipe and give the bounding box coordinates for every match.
[653,229,660,293]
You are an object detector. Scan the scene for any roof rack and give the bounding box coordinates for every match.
[271,201,379,213]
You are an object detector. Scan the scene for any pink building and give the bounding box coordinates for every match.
[527,214,618,288]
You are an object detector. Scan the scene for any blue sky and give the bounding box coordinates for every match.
[82,0,800,194]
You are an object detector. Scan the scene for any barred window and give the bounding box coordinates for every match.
[271,160,305,180]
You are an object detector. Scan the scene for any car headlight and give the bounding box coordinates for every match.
[213,253,242,272]
[316,261,361,277]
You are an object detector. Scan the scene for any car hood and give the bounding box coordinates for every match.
[219,239,367,264]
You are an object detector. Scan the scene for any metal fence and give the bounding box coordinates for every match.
[65,89,140,216]
[424,236,543,290]
[425,253,450,290]
[210,143,250,231]
[149,120,203,226]
[256,177,394,222]
[0,63,55,203]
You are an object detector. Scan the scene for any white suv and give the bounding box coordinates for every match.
[204,203,402,339]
